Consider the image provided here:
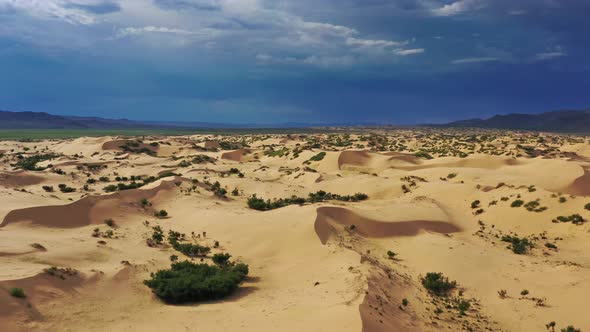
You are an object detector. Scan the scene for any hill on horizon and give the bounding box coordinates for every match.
[436,109,590,133]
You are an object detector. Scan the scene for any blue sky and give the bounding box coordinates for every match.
[0,0,588,124]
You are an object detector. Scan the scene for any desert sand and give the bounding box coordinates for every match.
[1,129,589,332]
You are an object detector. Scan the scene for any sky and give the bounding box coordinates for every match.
[0,0,589,125]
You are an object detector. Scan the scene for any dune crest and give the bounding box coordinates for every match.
[314,206,461,244]
[1,177,183,228]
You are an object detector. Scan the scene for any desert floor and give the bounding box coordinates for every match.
[1,129,589,332]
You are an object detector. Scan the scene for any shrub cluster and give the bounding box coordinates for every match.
[501,235,532,254]
[247,190,369,211]
[421,272,457,296]
[144,261,249,304]
[553,214,585,225]
[15,153,60,171]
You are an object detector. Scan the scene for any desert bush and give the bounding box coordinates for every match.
[585,203,590,211]
[554,214,585,225]
[151,226,164,244]
[42,185,54,192]
[561,326,581,332]
[421,272,457,296]
[144,261,249,303]
[414,151,433,160]
[471,200,481,209]
[387,250,397,259]
[155,210,168,218]
[15,153,59,171]
[511,200,524,208]
[9,287,26,298]
[104,218,115,227]
[308,152,326,162]
[212,253,232,266]
[457,300,470,315]
[502,235,531,254]
[545,242,558,249]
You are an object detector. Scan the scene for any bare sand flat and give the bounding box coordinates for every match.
[1,129,589,332]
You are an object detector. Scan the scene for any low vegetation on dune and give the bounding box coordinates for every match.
[421,272,457,296]
[247,190,368,211]
[501,235,533,254]
[144,259,249,304]
[14,153,60,171]
[9,287,26,298]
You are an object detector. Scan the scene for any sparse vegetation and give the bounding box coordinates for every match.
[421,272,457,296]
[501,235,532,254]
[154,210,169,218]
[247,190,368,211]
[553,214,585,225]
[9,287,26,298]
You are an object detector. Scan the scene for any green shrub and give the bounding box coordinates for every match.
[585,203,590,211]
[144,261,249,304]
[155,210,168,218]
[421,272,456,296]
[414,151,433,160]
[104,218,115,227]
[457,300,470,315]
[15,154,59,171]
[511,200,524,208]
[561,326,581,332]
[545,242,558,249]
[470,200,481,209]
[212,253,231,266]
[554,214,585,225]
[501,235,531,254]
[172,241,210,257]
[9,287,26,298]
[308,152,326,162]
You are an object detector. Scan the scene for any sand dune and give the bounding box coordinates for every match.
[338,151,374,169]
[2,130,590,332]
[1,177,183,228]
[101,139,159,154]
[562,166,590,196]
[221,148,253,162]
[0,271,97,332]
[314,206,461,244]
[0,171,45,187]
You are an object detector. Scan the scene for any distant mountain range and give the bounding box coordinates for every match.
[436,109,590,133]
[0,110,386,129]
[2,109,590,132]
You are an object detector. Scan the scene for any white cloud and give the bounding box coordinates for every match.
[346,37,404,48]
[395,48,425,56]
[116,25,219,38]
[451,57,499,64]
[534,52,566,61]
[256,53,355,68]
[0,0,98,24]
[432,0,485,16]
